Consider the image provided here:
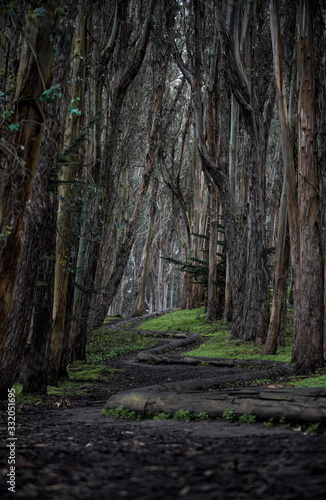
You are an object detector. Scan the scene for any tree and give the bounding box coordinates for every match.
[268,0,324,372]
[0,1,61,357]
[90,43,169,327]
[293,0,324,372]
[0,1,77,398]
[165,0,272,343]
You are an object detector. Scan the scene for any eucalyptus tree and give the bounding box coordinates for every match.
[0,1,78,397]
[0,1,62,358]
[165,0,275,343]
[66,0,158,359]
[90,40,169,328]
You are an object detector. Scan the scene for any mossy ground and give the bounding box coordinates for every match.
[139,307,326,388]
[138,308,214,334]
[14,326,159,402]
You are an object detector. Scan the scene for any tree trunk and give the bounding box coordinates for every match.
[0,1,60,356]
[0,2,76,398]
[22,192,57,395]
[48,3,86,384]
[90,49,168,327]
[293,0,324,372]
[269,0,324,372]
[223,95,239,323]
[133,175,158,316]
[206,183,219,321]
[262,178,290,355]
[167,0,270,343]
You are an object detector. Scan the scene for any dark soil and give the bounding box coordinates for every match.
[1,334,326,499]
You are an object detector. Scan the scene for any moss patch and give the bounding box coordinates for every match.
[283,371,326,388]
[86,326,160,364]
[139,308,214,334]
[183,327,292,363]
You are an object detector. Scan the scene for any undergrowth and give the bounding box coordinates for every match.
[14,326,158,403]
[87,326,159,364]
[139,308,326,388]
[102,406,209,422]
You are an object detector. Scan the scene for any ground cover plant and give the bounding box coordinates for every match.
[87,326,159,363]
[13,326,159,403]
[138,308,214,334]
[139,308,326,388]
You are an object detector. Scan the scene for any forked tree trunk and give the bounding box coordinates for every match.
[167,0,270,343]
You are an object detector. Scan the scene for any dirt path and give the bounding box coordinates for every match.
[1,326,326,499]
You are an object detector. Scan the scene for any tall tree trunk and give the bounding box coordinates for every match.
[0,2,76,398]
[293,0,324,372]
[133,174,158,316]
[269,0,323,371]
[262,178,290,355]
[223,95,239,323]
[0,1,60,357]
[90,48,168,327]
[71,0,157,338]
[206,183,219,321]
[48,3,86,385]
[22,192,57,395]
[167,0,270,343]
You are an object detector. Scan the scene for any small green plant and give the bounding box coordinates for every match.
[102,405,141,421]
[0,225,13,241]
[222,407,237,422]
[305,422,323,434]
[40,85,62,103]
[153,412,171,420]
[239,413,256,424]
[69,97,82,116]
[279,416,291,429]
[199,361,210,366]
[173,409,192,421]
[263,418,275,428]
[195,411,209,421]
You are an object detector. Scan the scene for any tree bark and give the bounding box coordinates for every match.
[269,0,324,371]
[293,0,324,372]
[167,0,270,342]
[0,0,60,356]
[90,47,168,327]
[48,3,86,385]
[22,192,57,395]
[0,2,76,398]
[133,174,159,316]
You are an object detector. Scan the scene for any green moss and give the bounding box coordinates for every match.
[222,407,236,422]
[183,327,292,362]
[173,409,192,421]
[138,308,214,334]
[67,363,118,382]
[86,326,159,363]
[263,418,275,428]
[239,413,256,424]
[153,411,171,420]
[284,372,326,388]
[12,384,40,404]
[102,406,141,420]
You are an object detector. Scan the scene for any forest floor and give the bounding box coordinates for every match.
[1,324,326,499]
